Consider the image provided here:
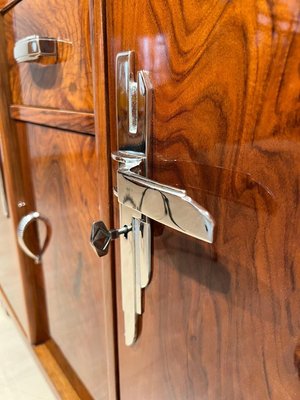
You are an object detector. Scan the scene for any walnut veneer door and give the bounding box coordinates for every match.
[107,1,300,399]
[16,122,112,399]
[0,0,116,398]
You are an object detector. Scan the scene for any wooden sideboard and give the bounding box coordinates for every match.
[0,0,299,399]
[0,0,116,399]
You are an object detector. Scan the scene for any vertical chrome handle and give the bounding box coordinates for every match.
[17,211,51,264]
[91,51,215,346]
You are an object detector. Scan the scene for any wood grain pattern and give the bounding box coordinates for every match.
[0,0,21,13]
[40,340,93,400]
[19,122,112,399]
[2,1,117,397]
[4,0,94,112]
[0,15,49,344]
[34,341,81,400]
[107,1,300,399]
[295,344,300,378]
[89,0,118,398]
[1,1,117,397]
[10,105,95,135]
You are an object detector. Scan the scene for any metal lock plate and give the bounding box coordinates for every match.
[115,51,152,346]
[112,51,214,346]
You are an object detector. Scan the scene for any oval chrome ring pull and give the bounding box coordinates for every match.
[17,211,51,264]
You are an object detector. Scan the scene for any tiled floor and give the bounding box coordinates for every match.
[0,304,57,400]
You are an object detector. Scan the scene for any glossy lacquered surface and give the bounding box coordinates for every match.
[4,0,93,112]
[1,1,117,397]
[107,1,300,399]
[0,15,48,343]
[10,105,95,135]
[16,122,111,399]
[0,0,20,13]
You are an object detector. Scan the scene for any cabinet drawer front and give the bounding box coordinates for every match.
[4,0,93,112]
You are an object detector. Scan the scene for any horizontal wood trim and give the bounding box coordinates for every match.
[34,342,81,400]
[10,105,95,135]
[39,340,93,400]
[0,0,21,14]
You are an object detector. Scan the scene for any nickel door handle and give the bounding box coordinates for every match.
[90,51,215,346]
[90,153,213,258]
[17,211,51,264]
[113,151,214,243]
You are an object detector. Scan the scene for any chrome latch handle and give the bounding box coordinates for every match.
[91,50,215,346]
[17,211,51,264]
[110,152,214,347]
[113,152,214,243]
